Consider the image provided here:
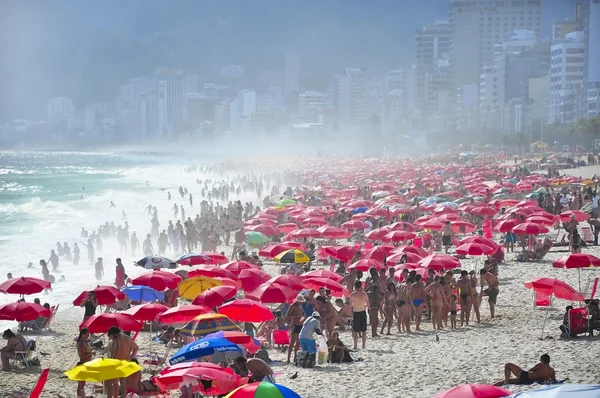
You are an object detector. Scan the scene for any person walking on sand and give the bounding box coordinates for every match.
[350,280,369,350]
[285,295,305,364]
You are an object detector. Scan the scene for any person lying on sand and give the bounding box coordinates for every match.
[493,354,555,386]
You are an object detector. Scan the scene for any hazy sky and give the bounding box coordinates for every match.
[0,0,580,120]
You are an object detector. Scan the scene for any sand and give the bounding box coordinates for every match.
[1,165,600,397]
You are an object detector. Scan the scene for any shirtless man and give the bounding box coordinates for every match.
[107,327,139,398]
[315,296,337,339]
[494,354,556,386]
[480,268,500,319]
[330,299,348,328]
[409,274,426,331]
[285,295,305,364]
[425,276,446,330]
[456,271,472,326]
[441,221,454,254]
[340,269,358,295]
[349,280,369,350]
[397,277,412,333]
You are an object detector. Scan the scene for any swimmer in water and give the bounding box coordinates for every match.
[110,201,115,208]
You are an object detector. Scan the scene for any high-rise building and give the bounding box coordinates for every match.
[587,0,600,85]
[332,68,367,135]
[449,0,542,88]
[285,51,301,94]
[299,91,329,123]
[47,97,75,122]
[229,90,256,134]
[414,20,451,109]
[549,31,586,123]
[156,68,184,138]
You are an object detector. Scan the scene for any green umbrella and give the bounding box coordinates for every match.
[276,198,296,207]
[245,231,269,245]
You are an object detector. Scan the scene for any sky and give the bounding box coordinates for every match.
[0,0,581,120]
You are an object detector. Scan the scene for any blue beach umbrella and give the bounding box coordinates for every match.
[122,286,164,302]
[351,207,368,214]
[169,337,242,365]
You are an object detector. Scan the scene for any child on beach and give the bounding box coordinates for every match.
[449,294,458,329]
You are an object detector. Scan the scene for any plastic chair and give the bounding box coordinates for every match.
[273,330,290,346]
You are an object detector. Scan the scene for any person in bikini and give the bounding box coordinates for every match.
[480,268,500,319]
[397,276,412,333]
[380,283,397,335]
[469,270,481,323]
[409,274,426,331]
[107,327,138,398]
[493,354,556,386]
[425,276,446,330]
[456,270,472,326]
[366,284,381,338]
[349,280,369,350]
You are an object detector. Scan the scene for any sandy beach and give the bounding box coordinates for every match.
[0,160,599,398]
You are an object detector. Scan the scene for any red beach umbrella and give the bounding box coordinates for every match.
[246,283,297,304]
[123,303,170,322]
[238,268,271,292]
[361,246,392,262]
[316,226,351,239]
[192,285,238,308]
[364,227,392,241]
[418,254,461,271]
[470,206,497,217]
[156,304,213,325]
[79,313,142,334]
[130,270,181,291]
[276,223,299,233]
[513,222,549,235]
[154,362,239,393]
[458,236,499,249]
[455,242,496,256]
[347,259,385,272]
[382,230,417,242]
[559,210,590,223]
[248,224,279,237]
[302,217,328,227]
[73,285,126,306]
[289,228,321,239]
[0,301,51,322]
[199,252,229,265]
[331,246,359,262]
[524,278,585,301]
[188,265,237,280]
[218,299,275,322]
[552,253,600,269]
[301,269,343,281]
[177,254,214,266]
[303,277,346,294]
[493,219,520,232]
[258,244,294,258]
[392,245,428,257]
[434,384,510,398]
[420,220,445,231]
[0,277,51,295]
[527,216,555,225]
[220,261,260,276]
[266,274,305,291]
[341,220,369,230]
[386,252,423,265]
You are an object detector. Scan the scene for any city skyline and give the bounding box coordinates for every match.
[0,0,597,151]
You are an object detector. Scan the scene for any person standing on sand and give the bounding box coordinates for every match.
[493,354,555,386]
[457,271,472,326]
[480,268,500,319]
[397,276,412,333]
[115,258,126,289]
[441,221,454,254]
[350,280,369,350]
[366,284,381,338]
[107,327,138,398]
[410,274,426,331]
[469,270,481,323]
[285,295,305,364]
[425,276,446,330]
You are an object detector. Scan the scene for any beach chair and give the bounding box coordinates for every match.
[12,339,35,369]
[565,307,588,337]
[30,305,59,332]
[142,337,173,371]
[273,330,290,346]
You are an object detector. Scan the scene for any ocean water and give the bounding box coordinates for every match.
[0,151,236,320]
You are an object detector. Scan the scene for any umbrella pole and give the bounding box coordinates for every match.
[540,295,553,340]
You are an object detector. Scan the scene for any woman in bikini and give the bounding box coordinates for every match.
[441,276,453,327]
[380,283,397,335]
[457,271,473,326]
[469,270,481,323]
[76,328,95,398]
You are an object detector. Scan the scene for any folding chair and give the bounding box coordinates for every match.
[12,339,35,369]
[30,305,59,332]
[141,337,173,371]
[273,330,290,346]
[566,307,588,337]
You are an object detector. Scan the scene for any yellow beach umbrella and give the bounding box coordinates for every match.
[181,313,240,338]
[178,276,222,301]
[64,358,141,382]
[274,249,311,264]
